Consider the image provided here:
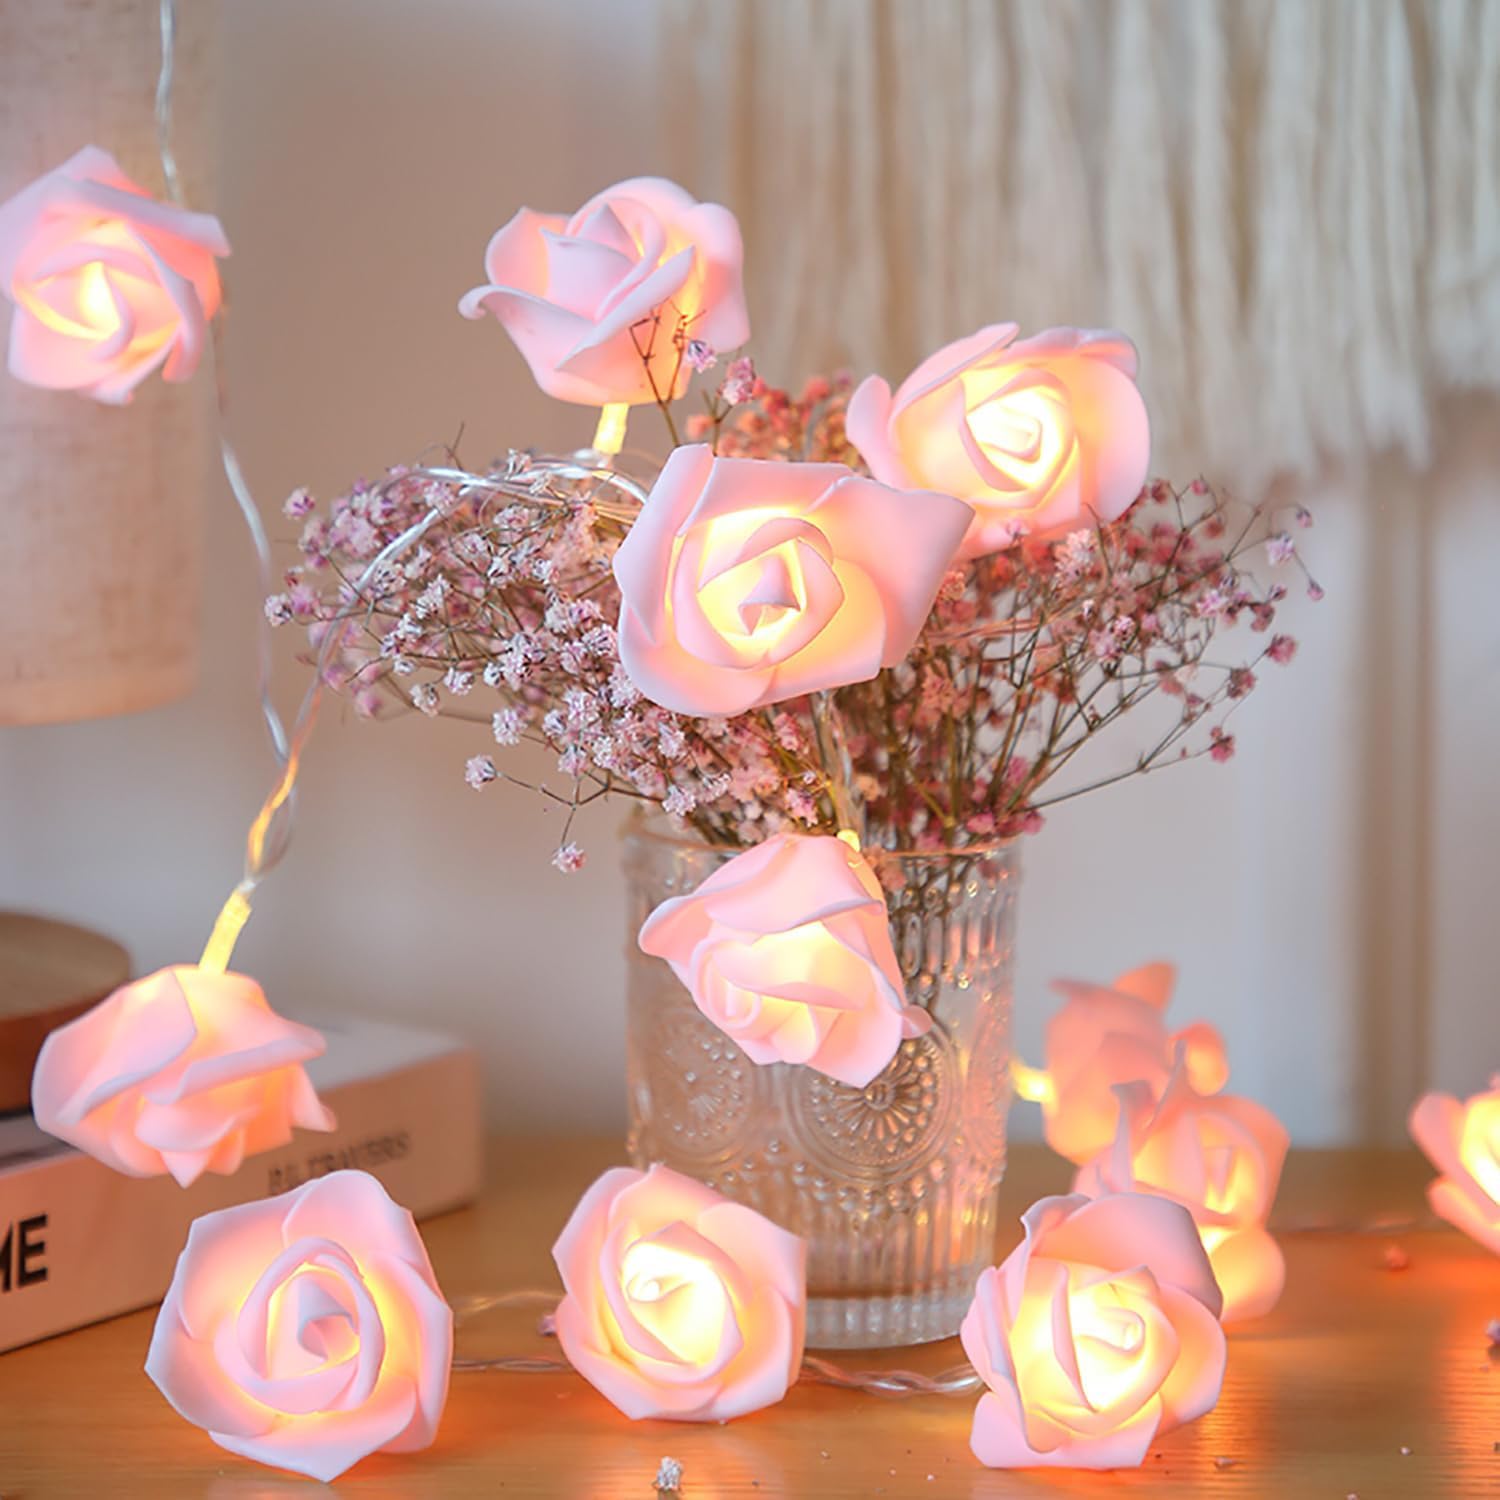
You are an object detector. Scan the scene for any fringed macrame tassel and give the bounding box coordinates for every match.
[661,0,1500,498]
[1425,0,1500,389]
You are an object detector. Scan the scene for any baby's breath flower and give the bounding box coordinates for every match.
[492,708,525,745]
[552,842,586,874]
[464,755,497,789]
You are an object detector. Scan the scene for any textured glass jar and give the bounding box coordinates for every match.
[623,821,1019,1349]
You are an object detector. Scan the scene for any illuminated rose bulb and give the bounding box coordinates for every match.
[459,175,748,407]
[614,445,972,716]
[847,323,1151,558]
[1410,1078,1500,1255]
[146,1171,451,1481]
[1016,962,1229,1166]
[1074,1060,1289,1323]
[552,1164,806,1422]
[639,832,931,1087]
[961,1192,1226,1469]
[31,964,333,1186]
[0,145,227,403]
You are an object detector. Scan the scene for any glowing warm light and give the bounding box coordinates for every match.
[619,1239,731,1368]
[1410,1077,1500,1256]
[1021,962,1229,1166]
[1011,1060,1055,1105]
[200,886,253,974]
[1074,1062,1289,1324]
[846,323,1151,559]
[459,176,749,407]
[964,378,1074,495]
[1460,1094,1500,1204]
[961,1192,1226,1470]
[0,145,227,403]
[613,445,971,716]
[640,832,931,1087]
[31,964,333,1186]
[592,401,629,456]
[552,1164,806,1422]
[146,1171,451,1482]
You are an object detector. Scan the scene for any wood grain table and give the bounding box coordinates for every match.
[2,1139,1496,1498]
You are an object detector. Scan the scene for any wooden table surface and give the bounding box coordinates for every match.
[2,1139,1497,1498]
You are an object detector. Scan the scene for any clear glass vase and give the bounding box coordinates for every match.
[623,821,1019,1349]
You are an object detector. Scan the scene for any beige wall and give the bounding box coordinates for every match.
[1,0,1494,1142]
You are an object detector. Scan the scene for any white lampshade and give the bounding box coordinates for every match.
[0,0,221,725]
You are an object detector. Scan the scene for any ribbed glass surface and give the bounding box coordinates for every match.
[624,824,1018,1349]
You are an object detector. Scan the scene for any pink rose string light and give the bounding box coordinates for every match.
[639,832,929,1087]
[846,323,1151,557]
[0,145,227,403]
[146,1171,452,1482]
[960,1192,1226,1469]
[552,1164,806,1422]
[1012,962,1229,1165]
[31,965,333,1187]
[613,445,973,717]
[460,175,749,453]
[1075,1060,1290,1323]
[1410,1078,1500,1255]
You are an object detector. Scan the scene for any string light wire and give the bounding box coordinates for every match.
[152,0,647,971]
[152,0,974,1401]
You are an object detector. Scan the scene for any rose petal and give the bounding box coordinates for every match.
[970,1384,1163,1470]
[555,1294,716,1421]
[356,1249,453,1448]
[174,1195,290,1341]
[1209,1225,1287,1323]
[273,1173,429,1279]
[32,969,197,1129]
[803,475,975,656]
[695,1202,806,1315]
[698,836,879,935]
[208,1377,419,1484]
[894,322,1020,414]
[1429,1177,1500,1256]
[145,1290,275,1440]
[1030,1193,1222,1318]
[675,201,750,349]
[1154,1282,1228,1427]
[553,1166,646,1307]
[700,1286,796,1420]
[1111,962,1176,1010]
[845,375,911,488]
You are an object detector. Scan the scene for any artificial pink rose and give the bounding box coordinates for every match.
[613,444,973,716]
[31,964,333,1187]
[0,145,227,403]
[639,833,929,1087]
[553,1163,806,1422]
[961,1192,1225,1470]
[459,175,748,406]
[1034,962,1228,1165]
[1075,1061,1290,1323]
[847,323,1151,557]
[1410,1079,1500,1256]
[146,1170,451,1482]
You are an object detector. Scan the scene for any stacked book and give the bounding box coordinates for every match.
[0,1014,482,1352]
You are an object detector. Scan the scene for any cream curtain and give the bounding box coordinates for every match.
[663,0,1500,495]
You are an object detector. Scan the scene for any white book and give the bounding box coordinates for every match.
[0,1014,483,1353]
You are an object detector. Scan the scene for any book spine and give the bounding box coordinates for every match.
[0,1046,482,1353]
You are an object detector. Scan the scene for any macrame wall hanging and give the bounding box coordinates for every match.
[662,0,1500,496]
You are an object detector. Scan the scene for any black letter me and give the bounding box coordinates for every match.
[18,1215,47,1287]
